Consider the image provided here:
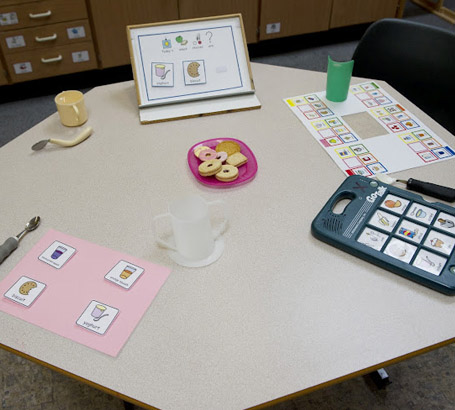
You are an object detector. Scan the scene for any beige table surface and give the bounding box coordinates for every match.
[1,63,455,410]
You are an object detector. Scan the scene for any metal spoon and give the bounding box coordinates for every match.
[0,216,41,264]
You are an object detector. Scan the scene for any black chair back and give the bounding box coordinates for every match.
[352,18,455,135]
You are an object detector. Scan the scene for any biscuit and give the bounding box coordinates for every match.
[198,159,222,177]
[215,141,241,156]
[19,281,37,295]
[187,62,200,78]
[193,145,210,158]
[198,148,218,161]
[216,151,228,163]
[226,152,248,167]
[215,165,239,182]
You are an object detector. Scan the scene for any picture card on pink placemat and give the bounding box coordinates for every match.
[4,276,46,307]
[76,300,120,335]
[0,229,171,357]
[104,260,144,290]
[38,240,76,269]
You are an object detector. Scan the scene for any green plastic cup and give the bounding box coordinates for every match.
[326,56,354,102]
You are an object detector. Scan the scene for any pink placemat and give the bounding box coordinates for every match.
[187,138,258,187]
[0,229,171,357]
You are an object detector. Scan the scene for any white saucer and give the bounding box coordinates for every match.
[167,236,224,268]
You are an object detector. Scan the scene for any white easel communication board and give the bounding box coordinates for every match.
[127,14,256,110]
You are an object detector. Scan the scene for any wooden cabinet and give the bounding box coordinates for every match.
[87,0,179,69]
[0,0,406,85]
[0,0,40,5]
[178,0,259,43]
[4,42,96,82]
[0,19,92,54]
[0,61,9,84]
[330,0,400,28]
[0,0,96,82]
[0,0,87,31]
[259,0,332,40]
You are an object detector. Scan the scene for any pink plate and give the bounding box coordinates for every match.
[187,138,258,187]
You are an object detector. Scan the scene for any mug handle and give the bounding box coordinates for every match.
[207,199,229,239]
[72,104,80,120]
[153,213,177,251]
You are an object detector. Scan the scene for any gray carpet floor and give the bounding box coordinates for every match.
[1,2,455,409]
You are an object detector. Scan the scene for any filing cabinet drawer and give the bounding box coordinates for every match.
[0,19,92,55]
[1,0,40,5]
[4,41,97,82]
[0,0,87,31]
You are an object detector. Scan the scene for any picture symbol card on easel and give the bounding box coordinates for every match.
[183,60,207,85]
[152,62,174,87]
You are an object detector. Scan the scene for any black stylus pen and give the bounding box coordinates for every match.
[395,178,455,202]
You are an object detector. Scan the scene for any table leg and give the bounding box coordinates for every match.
[123,401,137,410]
[368,368,391,389]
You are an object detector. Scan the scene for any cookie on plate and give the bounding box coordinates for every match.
[226,152,248,167]
[198,148,218,161]
[198,159,222,177]
[215,141,241,156]
[215,164,239,182]
[193,145,210,158]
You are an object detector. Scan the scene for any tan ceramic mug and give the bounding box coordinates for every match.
[55,90,88,127]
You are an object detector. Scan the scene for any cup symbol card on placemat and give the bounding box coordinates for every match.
[39,241,76,269]
[104,260,144,290]
[76,300,119,335]
[4,276,46,307]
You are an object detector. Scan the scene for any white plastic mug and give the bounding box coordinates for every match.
[55,90,88,127]
[153,195,228,262]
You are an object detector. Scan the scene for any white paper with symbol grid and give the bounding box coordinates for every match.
[284,82,455,177]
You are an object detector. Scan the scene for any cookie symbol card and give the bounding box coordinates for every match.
[38,240,76,269]
[183,60,206,85]
[4,276,46,307]
[76,301,119,335]
[104,260,144,289]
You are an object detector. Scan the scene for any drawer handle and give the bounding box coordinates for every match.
[29,10,52,19]
[35,33,57,42]
[41,55,62,63]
